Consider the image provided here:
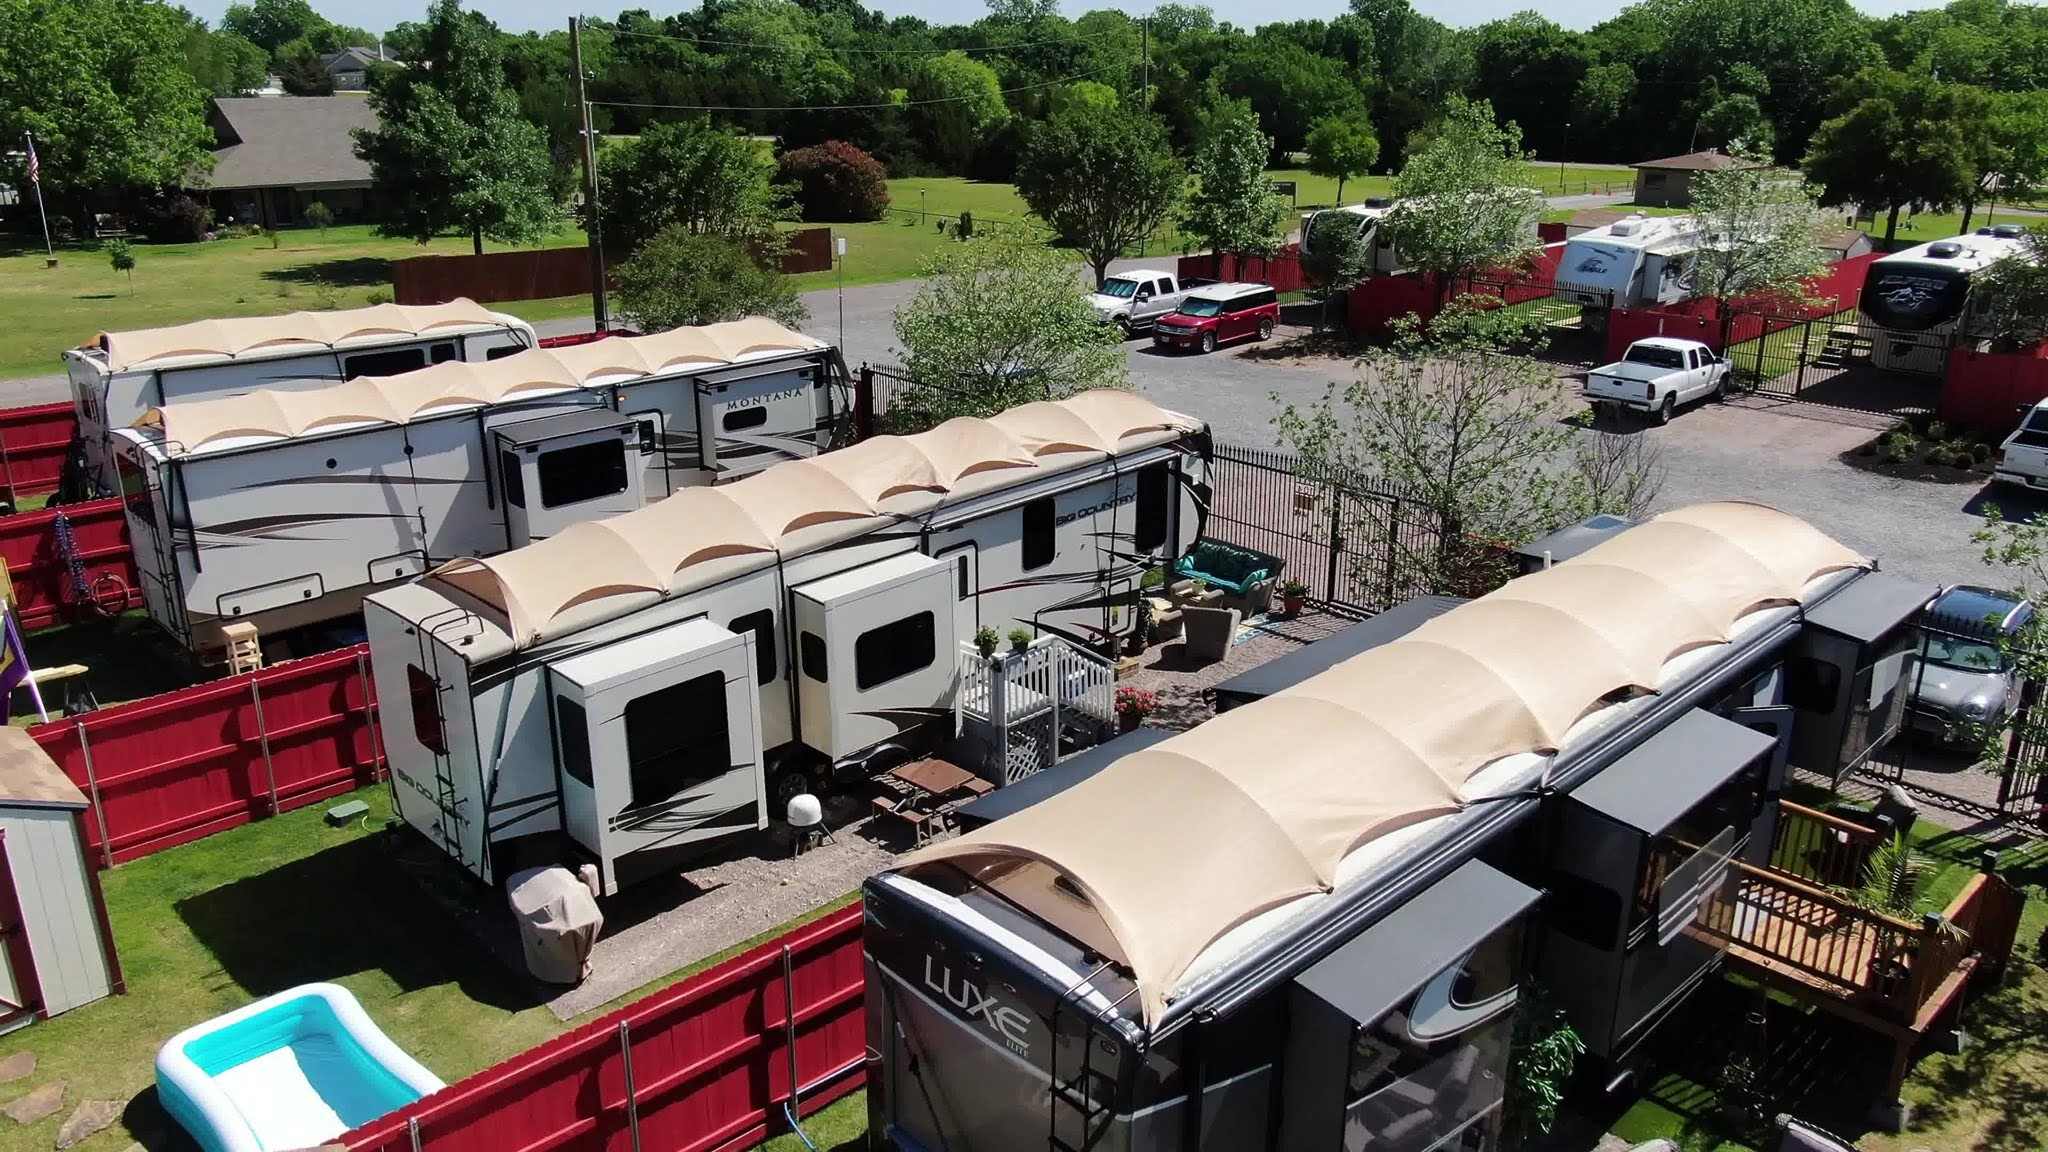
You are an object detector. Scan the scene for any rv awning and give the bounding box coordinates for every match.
[1802,570,1935,644]
[1212,595,1465,712]
[953,728,1176,831]
[1293,859,1539,1028]
[906,502,1868,1025]
[1569,708,1776,835]
[98,300,507,372]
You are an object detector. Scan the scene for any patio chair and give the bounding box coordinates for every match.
[870,794,939,846]
[1181,605,1240,665]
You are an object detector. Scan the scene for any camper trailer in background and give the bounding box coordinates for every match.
[1857,227,2032,373]
[362,390,1211,894]
[63,301,533,495]
[1299,201,1401,273]
[112,319,845,654]
[1558,213,1708,313]
[863,503,1931,1152]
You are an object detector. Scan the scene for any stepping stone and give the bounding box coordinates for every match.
[0,1053,33,1083]
[53,1099,121,1149]
[3,1083,63,1125]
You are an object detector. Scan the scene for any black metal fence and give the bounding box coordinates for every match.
[1204,442,1445,616]
[1720,306,1950,410]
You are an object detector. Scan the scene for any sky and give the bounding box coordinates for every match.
[197,0,1941,37]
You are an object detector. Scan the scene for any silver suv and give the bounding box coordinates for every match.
[1906,585,2034,745]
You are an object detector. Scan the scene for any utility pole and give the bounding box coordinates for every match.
[570,17,609,332]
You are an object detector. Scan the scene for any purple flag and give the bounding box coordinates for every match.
[0,605,46,723]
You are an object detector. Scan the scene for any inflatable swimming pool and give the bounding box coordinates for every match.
[156,983,443,1152]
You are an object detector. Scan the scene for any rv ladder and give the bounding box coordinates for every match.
[409,617,471,871]
[1045,962,1133,1152]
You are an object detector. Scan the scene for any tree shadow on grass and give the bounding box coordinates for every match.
[260,256,392,289]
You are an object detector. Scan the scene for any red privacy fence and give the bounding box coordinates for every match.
[1940,346,2048,434]
[344,904,867,1152]
[0,402,75,507]
[0,496,143,630]
[392,232,836,306]
[1178,245,1307,294]
[1602,252,1881,363]
[27,644,384,866]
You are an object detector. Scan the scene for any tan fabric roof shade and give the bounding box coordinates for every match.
[135,317,825,457]
[907,502,1867,1025]
[97,299,510,373]
[429,390,1201,647]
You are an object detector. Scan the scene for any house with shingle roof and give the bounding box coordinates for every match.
[1630,149,1765,207]
[198,96,382,229]
[322,46,391,91]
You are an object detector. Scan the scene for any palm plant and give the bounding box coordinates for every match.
[1854,832,1930,918]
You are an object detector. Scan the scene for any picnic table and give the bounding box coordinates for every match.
[871,757,994,844]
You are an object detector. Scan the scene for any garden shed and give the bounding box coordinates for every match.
[0,728,121,1032]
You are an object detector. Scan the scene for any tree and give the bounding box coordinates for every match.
[612,228,805,333]
[778,141,889,223]
[597,120,787,253]
[1696,94,1774,154]
[1387,97,1543,301]
[277,41,334,96]
[221,0,326,55]
[0,0,215,200]
[1803,68,1975,244]
[1971,225,2048,353]
[1016,103,1184,288]
[1304,114,1380,206]
[1467,12,1589,161]
[106,238,135,290]
[1178,100,1290,259]
[354,0,562,256]
[1300,211,1373,330]
[183,23,270,97]
[1213,33,1369,160]
[910,51,1008,174]
[1686,143,1828,306]
[889,230,1126,432]
[1986,90,2048,219]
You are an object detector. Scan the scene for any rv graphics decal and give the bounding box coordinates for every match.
[1405,947,1519,1043]
[722,386,805,411]
[1056,491,1134,527]
[924,954,1034,1056]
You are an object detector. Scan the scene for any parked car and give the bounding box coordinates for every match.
[1906,584,2034,745]
[1993,397,2048,490]
[1151,283,1280,354]
[1583,337,1731,425]
[1087,271,1216,337]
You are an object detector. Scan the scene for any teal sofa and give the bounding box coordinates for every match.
[1175,541,1285,614]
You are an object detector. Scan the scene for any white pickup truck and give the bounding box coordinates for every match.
[1994,398,2048,489]
[1087,271,1216,337]
[1583,337,1732,425]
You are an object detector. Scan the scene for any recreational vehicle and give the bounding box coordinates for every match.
[63,300,534,495]
[863,502,1932,1152]
[113,318,845,652]
[361,390,1211,894]
[1557,213,1708,311]
[1857,227,2032,373]
[1299,202,1400,273]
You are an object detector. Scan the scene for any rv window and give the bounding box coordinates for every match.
[633,417,658,454]
[537,440,628,509]
[1022,497,1056,571]
[408,665,447,755]
[801,632,827,682]
[486,344,523,361]
[730,609,777,685]
[556,696,592,786]
[116,454,154,522]
[955,554,970,600]
[1544,869,1622,950]
[855,611,936,691]
[624,672,731,810]
[342,347,428,379]
[430,342,458,364]
[1135,464,1169,551]
[499,449,526,508]
[723,405,769,432]
[1783,657,1840,713]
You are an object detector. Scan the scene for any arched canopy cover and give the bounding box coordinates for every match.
[906,502,1867,1025]
[97,299,511,372]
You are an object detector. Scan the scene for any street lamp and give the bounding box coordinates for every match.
[1560,123,1570,192]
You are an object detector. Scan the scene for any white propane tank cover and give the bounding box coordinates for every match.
[787,793,824,829]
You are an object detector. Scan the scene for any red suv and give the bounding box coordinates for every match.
[1151,283,1280,354]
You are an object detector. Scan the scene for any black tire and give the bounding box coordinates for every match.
[1257,317,1275,340]
[768,761,820,817]
[1714,372,1731,402]
[1655,393,1676,425]
[1200,330,1217,354]
[1115,317,1133,341]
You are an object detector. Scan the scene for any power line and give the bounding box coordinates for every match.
[598,22,1126,58]
[588,61,1127,113]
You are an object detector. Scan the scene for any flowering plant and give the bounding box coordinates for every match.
[1114,685,1157,717]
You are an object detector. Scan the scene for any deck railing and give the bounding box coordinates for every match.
[1767,799,1892,889]
[956,637,1116,782]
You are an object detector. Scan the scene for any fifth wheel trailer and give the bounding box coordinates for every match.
[362,390,1211,894]
[1856,227,2032,374]
[62,299,533,495]
[862,502,1930,1152]
[111,318,845,653]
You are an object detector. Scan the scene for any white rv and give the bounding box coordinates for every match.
[361,390,1211,893]
[1298,201,1400,273]
[1557,213,1708,310]
[63,300,534,496]
[1858,227,2032,373]
[112,319,845,652]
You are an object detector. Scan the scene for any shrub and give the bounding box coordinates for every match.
[956,210,974,239]
[613,227,806,332]
[1973,441,1995,463]
[105,238,135,287]
[776,141,889,223]
[303,200,334,234]
[1925,448,1951,467]
[144,194,214,243]
[366,290,392,306]
[1926,420,1950,441]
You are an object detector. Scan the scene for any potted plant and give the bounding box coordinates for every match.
[1278,579,1310,617]
[974,625,1000,661]
[1114,685,1156,734]
[1008,627,1033,655]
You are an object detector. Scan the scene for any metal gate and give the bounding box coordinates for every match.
[1203,443,1442,615]
[1455,275,1614,367]
[1721,307,1951,405]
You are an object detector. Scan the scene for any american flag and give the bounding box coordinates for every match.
[23,137,37,186]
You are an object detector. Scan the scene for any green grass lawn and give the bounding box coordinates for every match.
[0,785,859,1151]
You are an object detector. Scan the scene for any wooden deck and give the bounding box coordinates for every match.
[1717,878,1896,999]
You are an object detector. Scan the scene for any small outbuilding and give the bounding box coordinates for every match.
[0,729,121,1032]
[1630,149,1764,207]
